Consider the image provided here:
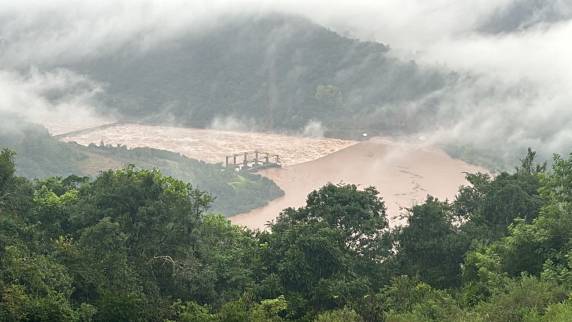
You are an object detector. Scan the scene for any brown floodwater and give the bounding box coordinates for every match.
[61,123,357,166]
[60,124,485,230]
[230,137,485,230]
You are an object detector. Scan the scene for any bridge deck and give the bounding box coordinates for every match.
[225,151,281,169]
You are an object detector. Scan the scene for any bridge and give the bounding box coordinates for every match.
[224,151,281,170]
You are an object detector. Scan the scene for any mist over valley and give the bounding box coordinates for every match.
[1,1,571,321]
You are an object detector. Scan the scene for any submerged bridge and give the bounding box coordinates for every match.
[224,151,281,170]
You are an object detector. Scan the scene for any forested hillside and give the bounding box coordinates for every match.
[66,14,448,138]
[0,117,282,216]
[2,147,572,321]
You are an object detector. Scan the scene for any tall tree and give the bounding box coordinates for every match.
[393,197,469,288]
[260,184,391,317]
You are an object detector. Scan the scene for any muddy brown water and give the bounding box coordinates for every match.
[59,124,484,230]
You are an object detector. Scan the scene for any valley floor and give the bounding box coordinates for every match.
[58,123,484,229]
[60,123,356,166]
[230,138,485,229]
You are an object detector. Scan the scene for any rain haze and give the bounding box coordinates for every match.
[1,0,571,161]
[2,1,572,320]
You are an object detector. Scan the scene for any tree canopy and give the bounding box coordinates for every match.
[2,148,572,321]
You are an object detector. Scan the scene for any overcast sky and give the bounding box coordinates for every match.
[1,0,571,161]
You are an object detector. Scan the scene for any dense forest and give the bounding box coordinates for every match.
[0,118,282,216]
[2,146,572,321]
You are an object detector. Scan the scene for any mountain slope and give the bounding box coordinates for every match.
[67,14,449,137]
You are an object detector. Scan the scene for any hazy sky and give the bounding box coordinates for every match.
[0,0,571,160]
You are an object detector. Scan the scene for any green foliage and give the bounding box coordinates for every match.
[0,118,283,216]
[471,276,567,322]
[250,295,288,322]
[526,299,572,322]
[0,161,255,321]
[0,119,85,178]
[313,307,363,322]
[217,298,251,322]
[2,148,572,321]
[94,290,146,322]
[88,144,283,216]
[0,246,78,321]
[465,153,572,280]
[168,300,217,322]
[393,197,469,288]
[461,246,508,305]
[260,184,390,318]
[0,148,34,214]
[0,148,16,190]
[190,214,260,305]
[517,148,547,176]
[216,295,287,322]
[272,183,389,258]
[381,276,461,321]
[454,170,543,241]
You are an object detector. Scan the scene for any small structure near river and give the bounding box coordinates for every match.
[225,151,281,171]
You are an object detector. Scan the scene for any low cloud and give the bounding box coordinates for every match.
[1,0,571,163]
[302,121,326,138]
[0,68,112,135]
[209,115,259,132]
[418,19,572,162]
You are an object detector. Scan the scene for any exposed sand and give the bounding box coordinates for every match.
[60,123,357,166]
[230,137,486,230]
